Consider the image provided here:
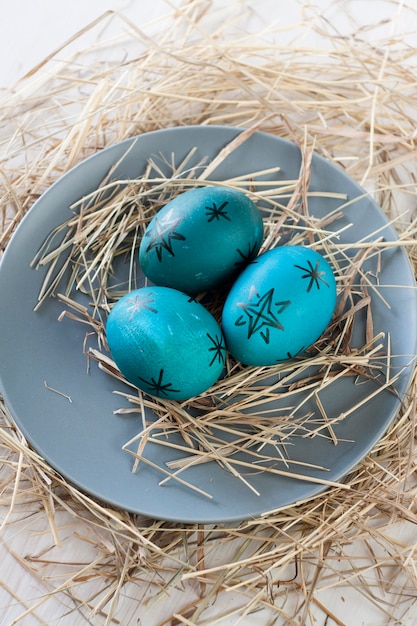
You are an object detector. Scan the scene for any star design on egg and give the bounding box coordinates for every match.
[137,368,180,397]
[207,332,226,367]
[205,201,231,222]
[234,287,291,344]
[294,259,329,292]
[234,241,259,268]
[144,212,186,261]
[125,292,157,319]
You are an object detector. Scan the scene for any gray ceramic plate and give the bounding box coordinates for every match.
[1,126,416,523]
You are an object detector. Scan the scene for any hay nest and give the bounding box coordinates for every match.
[1,1,417,624]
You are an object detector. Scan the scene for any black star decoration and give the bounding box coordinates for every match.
[137,368,180,397]
[294,259,329,292]
[145,212,186,261]
[207,332,226,367]
[234,241,259,267]
[205,201,231,222]
[234,288,291,344]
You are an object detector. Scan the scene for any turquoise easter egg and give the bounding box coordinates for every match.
[139,186,264,293]
[221,246,337,366]
[106,286,226,400]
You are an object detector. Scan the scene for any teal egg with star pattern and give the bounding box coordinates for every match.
[106,286,226,401]
[139,186,264,294]
[221,246,337,366]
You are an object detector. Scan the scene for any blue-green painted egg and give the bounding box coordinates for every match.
[106,286,226,401]
[221,246,337,366]
[139,186,264,293]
